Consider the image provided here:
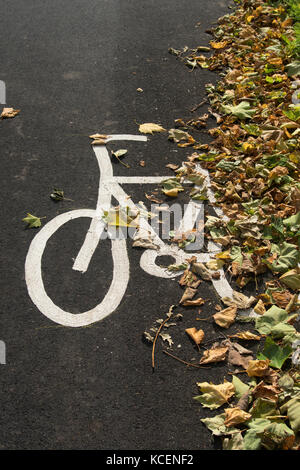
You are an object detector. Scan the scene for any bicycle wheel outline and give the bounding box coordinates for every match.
[25,209,130,327]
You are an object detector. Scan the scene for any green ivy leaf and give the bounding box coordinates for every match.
[257,336,292,369]
[222,101,257,120]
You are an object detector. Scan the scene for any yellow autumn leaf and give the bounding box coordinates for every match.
[139,123,166,134]
[206,259,225,270]
[229,331,261,341]
[163,188,181,197]
[195,380,235,409]
[254,299,266,315]
[215,250,231,260]
[224,407,252,427]
[242,142,255,153]
[210,41,228,49]
[246,359,270,377]
[185,327,205,345]
[213,305,237,329]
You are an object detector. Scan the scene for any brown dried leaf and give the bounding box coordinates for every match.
[185,327,205,345]
[229,331,261,341]
[166,163,179,170]
[227,341,253,369]
[145,193,163,204]
[246,359,270,377]
[224,407,251,427]
[191,262,212,281]
[271,289,293,309]
[213,305,237,328]
[89,133,108,139]
[179,287,197,304]
[199,346,228,365]
[1,107,20,119]
[252,381,280,402]
[91,139,107,145]
[182,297,206,307]
[222,291,256,310]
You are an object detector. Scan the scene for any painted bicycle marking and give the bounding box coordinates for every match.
[25,134,248,327]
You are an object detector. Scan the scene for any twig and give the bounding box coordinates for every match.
[190,98,208,113]
[152,306,174,371]
[163,350,209,369]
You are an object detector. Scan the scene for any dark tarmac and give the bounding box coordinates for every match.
[0,0,240,450]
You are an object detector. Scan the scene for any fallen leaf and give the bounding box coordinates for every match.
[222,101,256,120]
[22,213,43,228]
[139,123,166,134]
[112,149,128,158]
[50,188,64,201]
[91,138,107,145]
[89,133,108,139]
[206,259,224,270]
[227,341,253,369]
[1,107,20,119]
[252,381,280,402]
[210,40,228,49]
[222,291,256,310]
[223,432,245,450]
[111,149,130,168]
[163,188,182,197]
[254,299,266,315]
[185,327,205,345]
[224,407,251,427]
[279,268,300,290]
[161,178,184,197]
[145,193,163,204]
[182,297,206,307]
[159,332,173,347]
[179,287,197,304]
[132,237,159,250]
[246,359,270,377]
[194,380,234,409]
[165,163,179,170]
[213,305,237,328]
[199,346,228,364]
[191,262,212,280]
[257,336,292,369]
[168,128,194,143]
[179,269,200,288]
[229,331,261,341]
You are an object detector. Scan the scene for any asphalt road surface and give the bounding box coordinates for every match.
[0,0,237,450]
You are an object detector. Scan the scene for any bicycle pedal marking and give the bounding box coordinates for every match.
[25,134,250,328]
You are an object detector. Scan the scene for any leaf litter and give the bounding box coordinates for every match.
[142,0,300,451]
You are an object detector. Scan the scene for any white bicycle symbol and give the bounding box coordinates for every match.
[25,134,240,327]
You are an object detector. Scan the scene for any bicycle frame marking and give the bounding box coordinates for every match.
[25,134,241,327]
